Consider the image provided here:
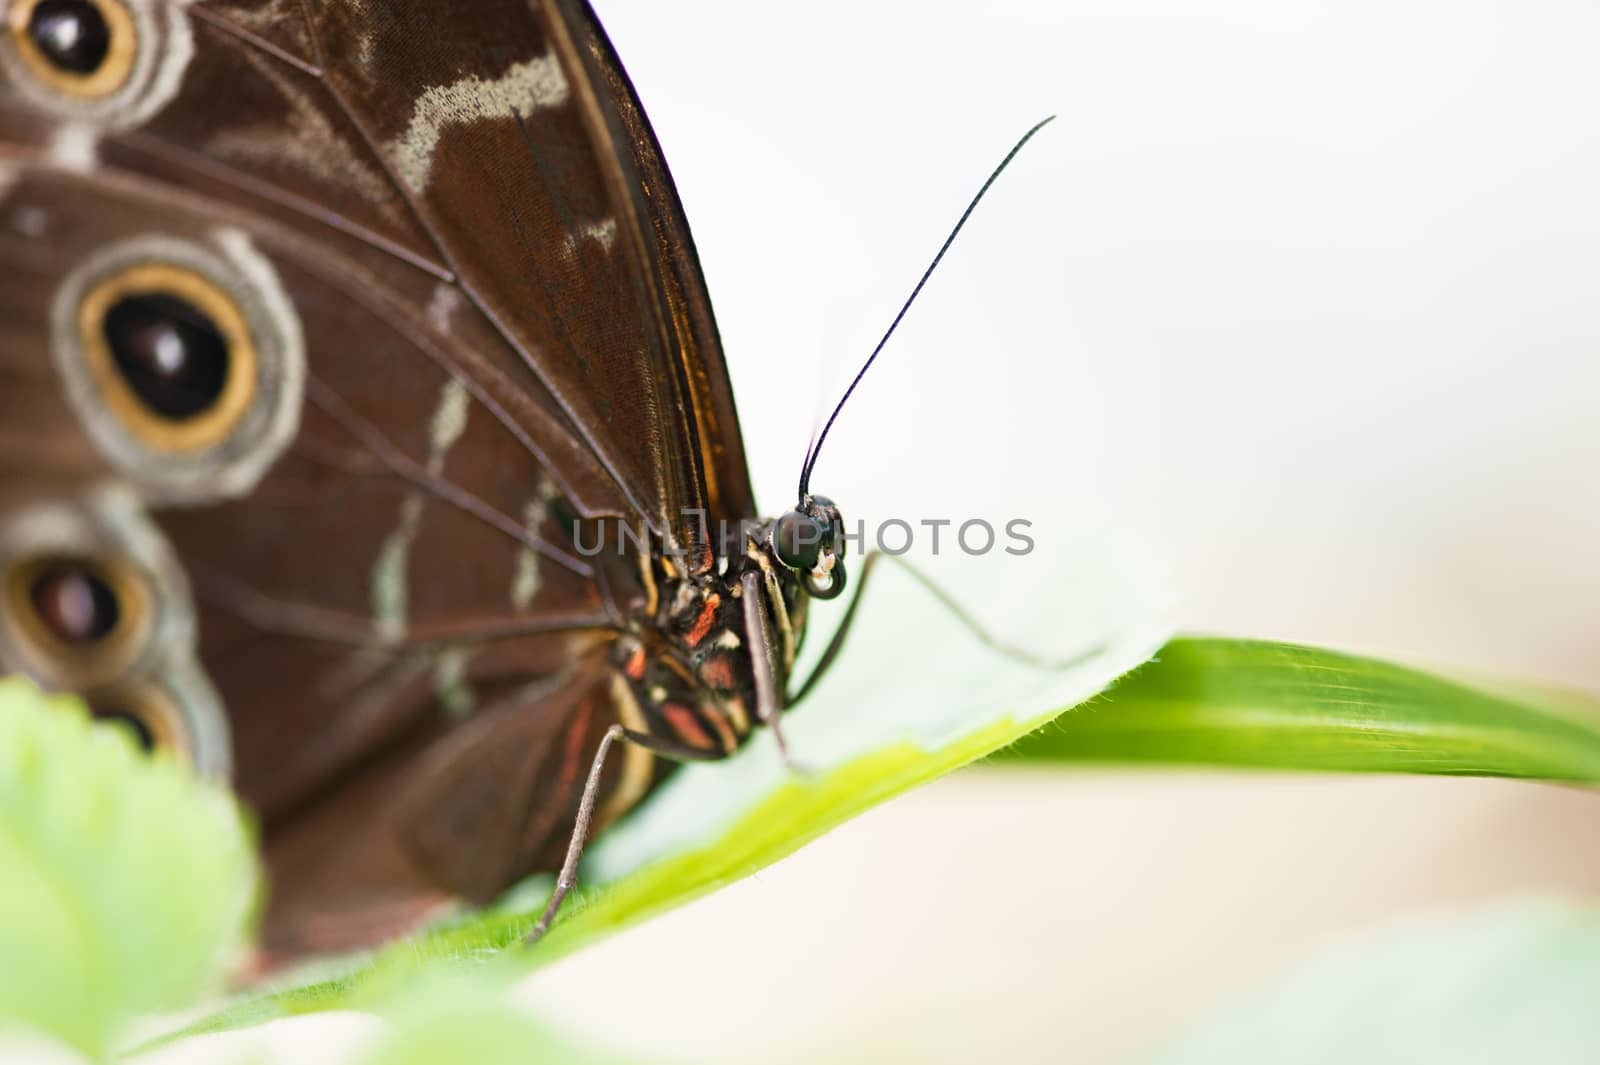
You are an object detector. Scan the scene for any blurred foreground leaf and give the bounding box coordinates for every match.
[1144,899,1600,1065]
[1001,637,1600,781]
[357,974,653,1065]
[0,678,256,1058]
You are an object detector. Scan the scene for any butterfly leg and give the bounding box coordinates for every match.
[525,724,720,947]
[742,568,800,772]
[788,550,883,707]
[788,551,1107,707]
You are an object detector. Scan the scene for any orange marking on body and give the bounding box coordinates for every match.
[623,645,647,681]
[685,593,721,648]
[662,703,714,750]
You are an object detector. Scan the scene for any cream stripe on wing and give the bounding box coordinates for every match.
[370,377,470,643]
[510,475,558,611]
[432,645,476,718]
[388,56,570,193]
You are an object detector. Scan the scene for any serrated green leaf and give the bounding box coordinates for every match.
[0,678,258,1059]
[998,637,1600,780]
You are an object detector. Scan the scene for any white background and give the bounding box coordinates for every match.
[526,1,1600,1063]
[137,1,1600,1062]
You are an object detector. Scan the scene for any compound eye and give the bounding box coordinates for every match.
[804,496,845,561]
[772,510,825,571]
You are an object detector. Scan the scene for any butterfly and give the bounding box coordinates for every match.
[0,0,1047,963]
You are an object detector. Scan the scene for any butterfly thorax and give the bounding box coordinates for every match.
[611,520,813,759]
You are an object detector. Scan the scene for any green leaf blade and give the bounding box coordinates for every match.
[1000,638,1600,782]
[156,632,1600,1042]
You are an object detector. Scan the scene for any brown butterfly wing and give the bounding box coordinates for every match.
[0,0,748,953]
[259,650,656,961]
[0,158,606,778]
[551,0,758,545]
[205,0,756,553]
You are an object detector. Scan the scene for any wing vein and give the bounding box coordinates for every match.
[305,377,593,577]
[285,10,660,529]
[193,560,620,649]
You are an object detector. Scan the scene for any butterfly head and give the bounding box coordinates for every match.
[767,494,847,601]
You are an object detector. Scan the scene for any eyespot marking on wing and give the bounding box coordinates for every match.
[49,229,306,502]
[0,485,231,776]
[1,0,195,129]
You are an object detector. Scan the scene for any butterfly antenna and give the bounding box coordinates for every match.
[800,427,819,486]
[796,116,1057,501]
